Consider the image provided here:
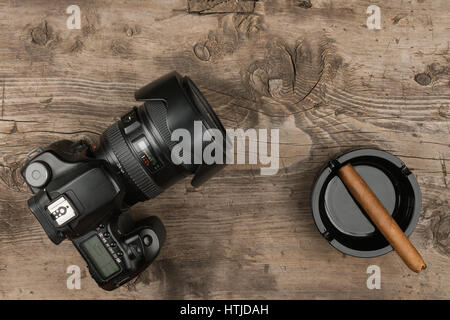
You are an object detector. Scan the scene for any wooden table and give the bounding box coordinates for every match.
[0,0,448,299]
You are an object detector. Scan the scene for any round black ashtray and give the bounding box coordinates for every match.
[311,149,422,257]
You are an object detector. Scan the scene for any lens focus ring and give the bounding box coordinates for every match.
[104,122,162,199]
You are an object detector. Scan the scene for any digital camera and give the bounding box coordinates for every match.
[21,72,227,290]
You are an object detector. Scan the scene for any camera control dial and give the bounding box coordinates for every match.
[24,161,50,188]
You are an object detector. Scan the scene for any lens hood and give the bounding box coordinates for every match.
[135,71,227,187]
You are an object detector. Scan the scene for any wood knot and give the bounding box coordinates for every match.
[193,42,211,61]
[243,36,342,112]
[31,21,52,46]
[110,40,132,58]
[414,73,432,86]
[192,14,261,62]
[69,37,84,53]
[124,25,141,37]
[295,0,312,9]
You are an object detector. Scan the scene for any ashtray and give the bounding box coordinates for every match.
[311,149,422,257]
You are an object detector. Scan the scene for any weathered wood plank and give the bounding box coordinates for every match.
[0,0,448,299]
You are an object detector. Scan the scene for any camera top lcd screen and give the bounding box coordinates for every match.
[80,235,120,279]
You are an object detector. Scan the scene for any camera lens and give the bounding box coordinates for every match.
[96,72,227,205]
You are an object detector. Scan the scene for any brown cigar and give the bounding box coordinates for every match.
[337,163,426,273]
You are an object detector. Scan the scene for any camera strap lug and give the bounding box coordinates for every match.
[26,146,44,160]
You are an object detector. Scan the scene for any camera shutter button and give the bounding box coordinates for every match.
[142,235,153,247]
[25,162,50,188]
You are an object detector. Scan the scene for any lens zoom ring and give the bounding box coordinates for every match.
[146,101,175,149]
[146,100,184,164]
[105,123,162,199]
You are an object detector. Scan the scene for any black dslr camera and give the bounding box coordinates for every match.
[21,72,227,290]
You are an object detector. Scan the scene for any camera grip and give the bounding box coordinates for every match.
[133,216,166,247]
[121,216,166,266]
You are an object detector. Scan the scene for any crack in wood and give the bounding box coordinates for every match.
[188,0,258,14]
[1,80,4,119]
[440,154,448,188]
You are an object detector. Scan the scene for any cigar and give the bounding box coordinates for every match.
[337,163,427,273]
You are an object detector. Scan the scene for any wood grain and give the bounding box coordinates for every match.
[0,0,448,299]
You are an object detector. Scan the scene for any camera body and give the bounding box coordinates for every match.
[22,140,165,290]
